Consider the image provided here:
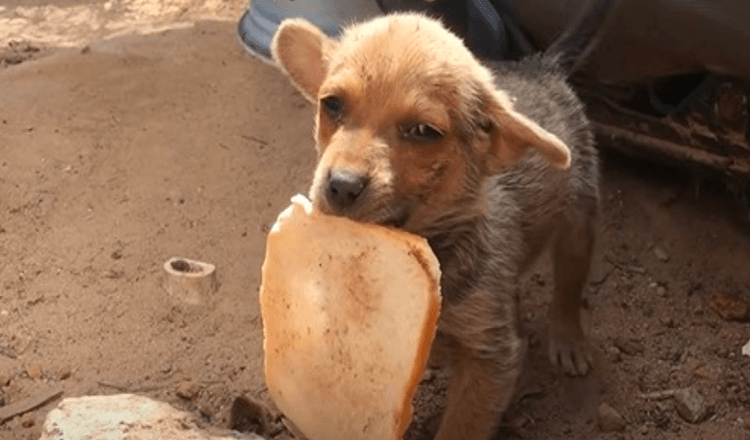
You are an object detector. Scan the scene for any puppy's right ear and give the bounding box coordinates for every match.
[271,19,335,102]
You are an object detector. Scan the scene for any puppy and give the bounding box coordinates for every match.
[271,10,600,440]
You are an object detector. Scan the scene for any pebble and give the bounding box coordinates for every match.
[656,286,667,297]
[26,363,43,380]
[597,402,626,432]
[21,412,35,427]
[711,291,750,321]
[175,380,201,400]
[674,388,708,424]
[613,337,644,356]
[421,368,436,383]
[605,345,622,363]
[660,316,675,328]
[57,366,72,381]
[654,246,670,262]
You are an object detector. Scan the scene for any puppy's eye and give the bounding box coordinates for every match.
[321,96,344,121]
[401,123,443,142]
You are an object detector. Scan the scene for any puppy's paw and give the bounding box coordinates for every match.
[547,321,592,376]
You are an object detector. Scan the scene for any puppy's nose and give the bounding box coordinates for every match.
[325,171,367,212]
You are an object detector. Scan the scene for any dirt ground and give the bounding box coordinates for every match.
[1,1,750,440]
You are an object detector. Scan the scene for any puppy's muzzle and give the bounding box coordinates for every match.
[325,170,368,213]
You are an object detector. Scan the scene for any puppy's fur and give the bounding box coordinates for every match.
[271,12,599,440]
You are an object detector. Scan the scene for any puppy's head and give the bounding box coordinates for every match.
[271,13,570,235]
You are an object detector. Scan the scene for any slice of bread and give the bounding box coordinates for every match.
[259,194,441,440]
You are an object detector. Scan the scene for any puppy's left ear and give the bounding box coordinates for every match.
[481,89,571,174]
[271,19,336,102]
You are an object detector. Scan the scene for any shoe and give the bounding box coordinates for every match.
[236,0,383,63]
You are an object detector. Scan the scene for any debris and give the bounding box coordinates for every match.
[653,246,670,262]
[0,373,10,386]
[597,402,626,432]
[0,386,63,423]
[711,291,750,321]
[674,388,709,424]
[742,338,750,357]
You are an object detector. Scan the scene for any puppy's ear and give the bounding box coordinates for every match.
[271,19,335,102]
[481,89,571,174]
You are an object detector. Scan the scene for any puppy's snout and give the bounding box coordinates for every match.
[325,171,368,212]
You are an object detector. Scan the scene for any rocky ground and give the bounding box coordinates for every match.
[1,1,749,439]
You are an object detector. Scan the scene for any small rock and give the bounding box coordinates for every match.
[660,316,674,328]
[175,380,201,400]
[0,373,10,386]
[711,291,750,321]
[21,412,34,427]
[597,402,626,432]
[421,368,436,383]
[742,338,750,357]
[26,363,43,380]
[613,337,644,356]
[605,345,622,363]
[656,286,667,297]
[57,366,72,381]
[653,246,670,262]
[674,388,708,424]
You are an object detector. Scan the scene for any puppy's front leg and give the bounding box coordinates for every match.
[435,292,524,440]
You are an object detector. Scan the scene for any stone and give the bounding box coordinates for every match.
[711,291,750,321]
[175,380,201,400]
[21,412,34,427]
[39,394,267,440]
[613,337,644,356]
[653,246,670,262]
[674,388,708,424]
[26,363,42,380]
[597,402,626,432]
[56,367,72,381]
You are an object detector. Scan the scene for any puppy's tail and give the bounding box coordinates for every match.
[544,0,622,76]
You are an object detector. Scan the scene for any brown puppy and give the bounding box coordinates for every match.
[271,12,599,440]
